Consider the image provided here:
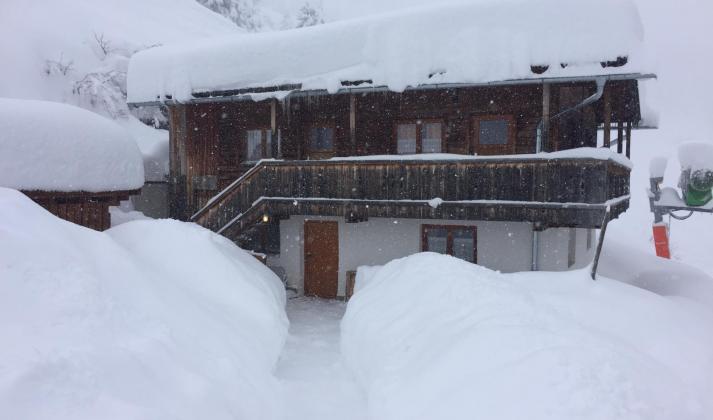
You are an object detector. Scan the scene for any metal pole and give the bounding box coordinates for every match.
[590,207,612,280]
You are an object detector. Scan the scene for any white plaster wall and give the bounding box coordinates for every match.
[268,216,596,297]
[572,228,597,269]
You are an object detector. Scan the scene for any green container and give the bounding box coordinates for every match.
[686,185,713,206]
[685,170,713,206]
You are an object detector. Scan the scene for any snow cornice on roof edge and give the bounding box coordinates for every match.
[127,0,648,105]
[129,73,657,106]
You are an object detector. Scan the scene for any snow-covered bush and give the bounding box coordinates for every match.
[295,2,324,28]
[342,253,713,420]
[0,188,288,420]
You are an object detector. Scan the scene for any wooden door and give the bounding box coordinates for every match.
[304,220,339,298]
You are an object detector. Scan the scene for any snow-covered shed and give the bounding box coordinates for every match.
[0,99,144,230]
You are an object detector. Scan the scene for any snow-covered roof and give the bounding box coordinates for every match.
[0,99,144,193]
[128,0,646,104]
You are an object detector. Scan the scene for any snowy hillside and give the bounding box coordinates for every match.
[0,0,239,180]
[196,0,325,31]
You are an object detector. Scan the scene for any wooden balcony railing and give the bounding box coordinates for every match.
[191,153,630,239]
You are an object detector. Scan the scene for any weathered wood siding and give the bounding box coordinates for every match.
[170,80,640,218]
[23,190,135,231]
[191,158,630,239]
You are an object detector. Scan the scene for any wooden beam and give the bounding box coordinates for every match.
[541,83,551,152]
[603,88,611,148]
[349,94,356,155]
[270,99,278,157]
[625,121,632,158]
[617,120,624,154]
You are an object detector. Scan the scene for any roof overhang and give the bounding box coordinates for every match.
[128,73,657,107]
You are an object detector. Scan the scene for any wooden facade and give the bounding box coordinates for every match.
[191,157,630,243]
[23,189,137,231]
[162,79,641,246]
[168,80,640,218]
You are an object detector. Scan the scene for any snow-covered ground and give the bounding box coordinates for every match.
[276,297,367,420]
[0,188,288,420]
[343,253,713,420]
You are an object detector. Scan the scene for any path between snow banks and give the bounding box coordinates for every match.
[275,297,368,420]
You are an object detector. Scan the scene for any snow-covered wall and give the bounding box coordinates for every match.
[127,0,644,103]
[272,216,594,296]
[0,98,144,192]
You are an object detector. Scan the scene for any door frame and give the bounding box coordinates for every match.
[304,220,339,298]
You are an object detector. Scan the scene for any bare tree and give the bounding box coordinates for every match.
[44,53,74,76]
[93,32,114,57]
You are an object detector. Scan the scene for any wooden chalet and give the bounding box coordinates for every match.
[127,0,653,298]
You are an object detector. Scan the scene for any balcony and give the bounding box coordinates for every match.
[191,150,630,240]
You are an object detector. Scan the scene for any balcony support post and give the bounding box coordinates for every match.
[349,94,357,155]
[536,83,551,153]
[603,87,612,148]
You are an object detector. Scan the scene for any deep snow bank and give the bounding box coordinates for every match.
[0,98,144,192]
[0,188,287,420]
[342,253,713,420]
[600,239,713,307]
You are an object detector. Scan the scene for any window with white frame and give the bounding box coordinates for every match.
[396,120,443,154]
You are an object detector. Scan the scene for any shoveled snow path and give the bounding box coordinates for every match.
[275,297,368,420]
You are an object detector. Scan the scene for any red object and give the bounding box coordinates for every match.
[653,224,671,259]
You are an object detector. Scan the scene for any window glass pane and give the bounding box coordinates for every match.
[479,120,509,145]
[421,122,442,153]
[265,130,273,158]
[452,229,475,262]
[397,123,417,154]
[310,127,334,151]
[246,130,263,161]
[426,227,448,255]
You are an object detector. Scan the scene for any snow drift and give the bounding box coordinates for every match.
[0,98,144,192]
[128,0,645,103]
[0,188,288,420]
[342,253,713,420]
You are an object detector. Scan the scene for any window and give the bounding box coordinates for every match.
[422,225,476,263]
[245,129,273,162]
[218,120,239,165]
[479,120,509,145]
[309,126,335,152]
[473,116,514,155]
[396,120,443,154]
[397,124,417,154]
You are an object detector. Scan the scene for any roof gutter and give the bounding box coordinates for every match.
[536,76,607,153]
[128,73,657,107]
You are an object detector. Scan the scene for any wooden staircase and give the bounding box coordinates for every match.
[191,155,631,241]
